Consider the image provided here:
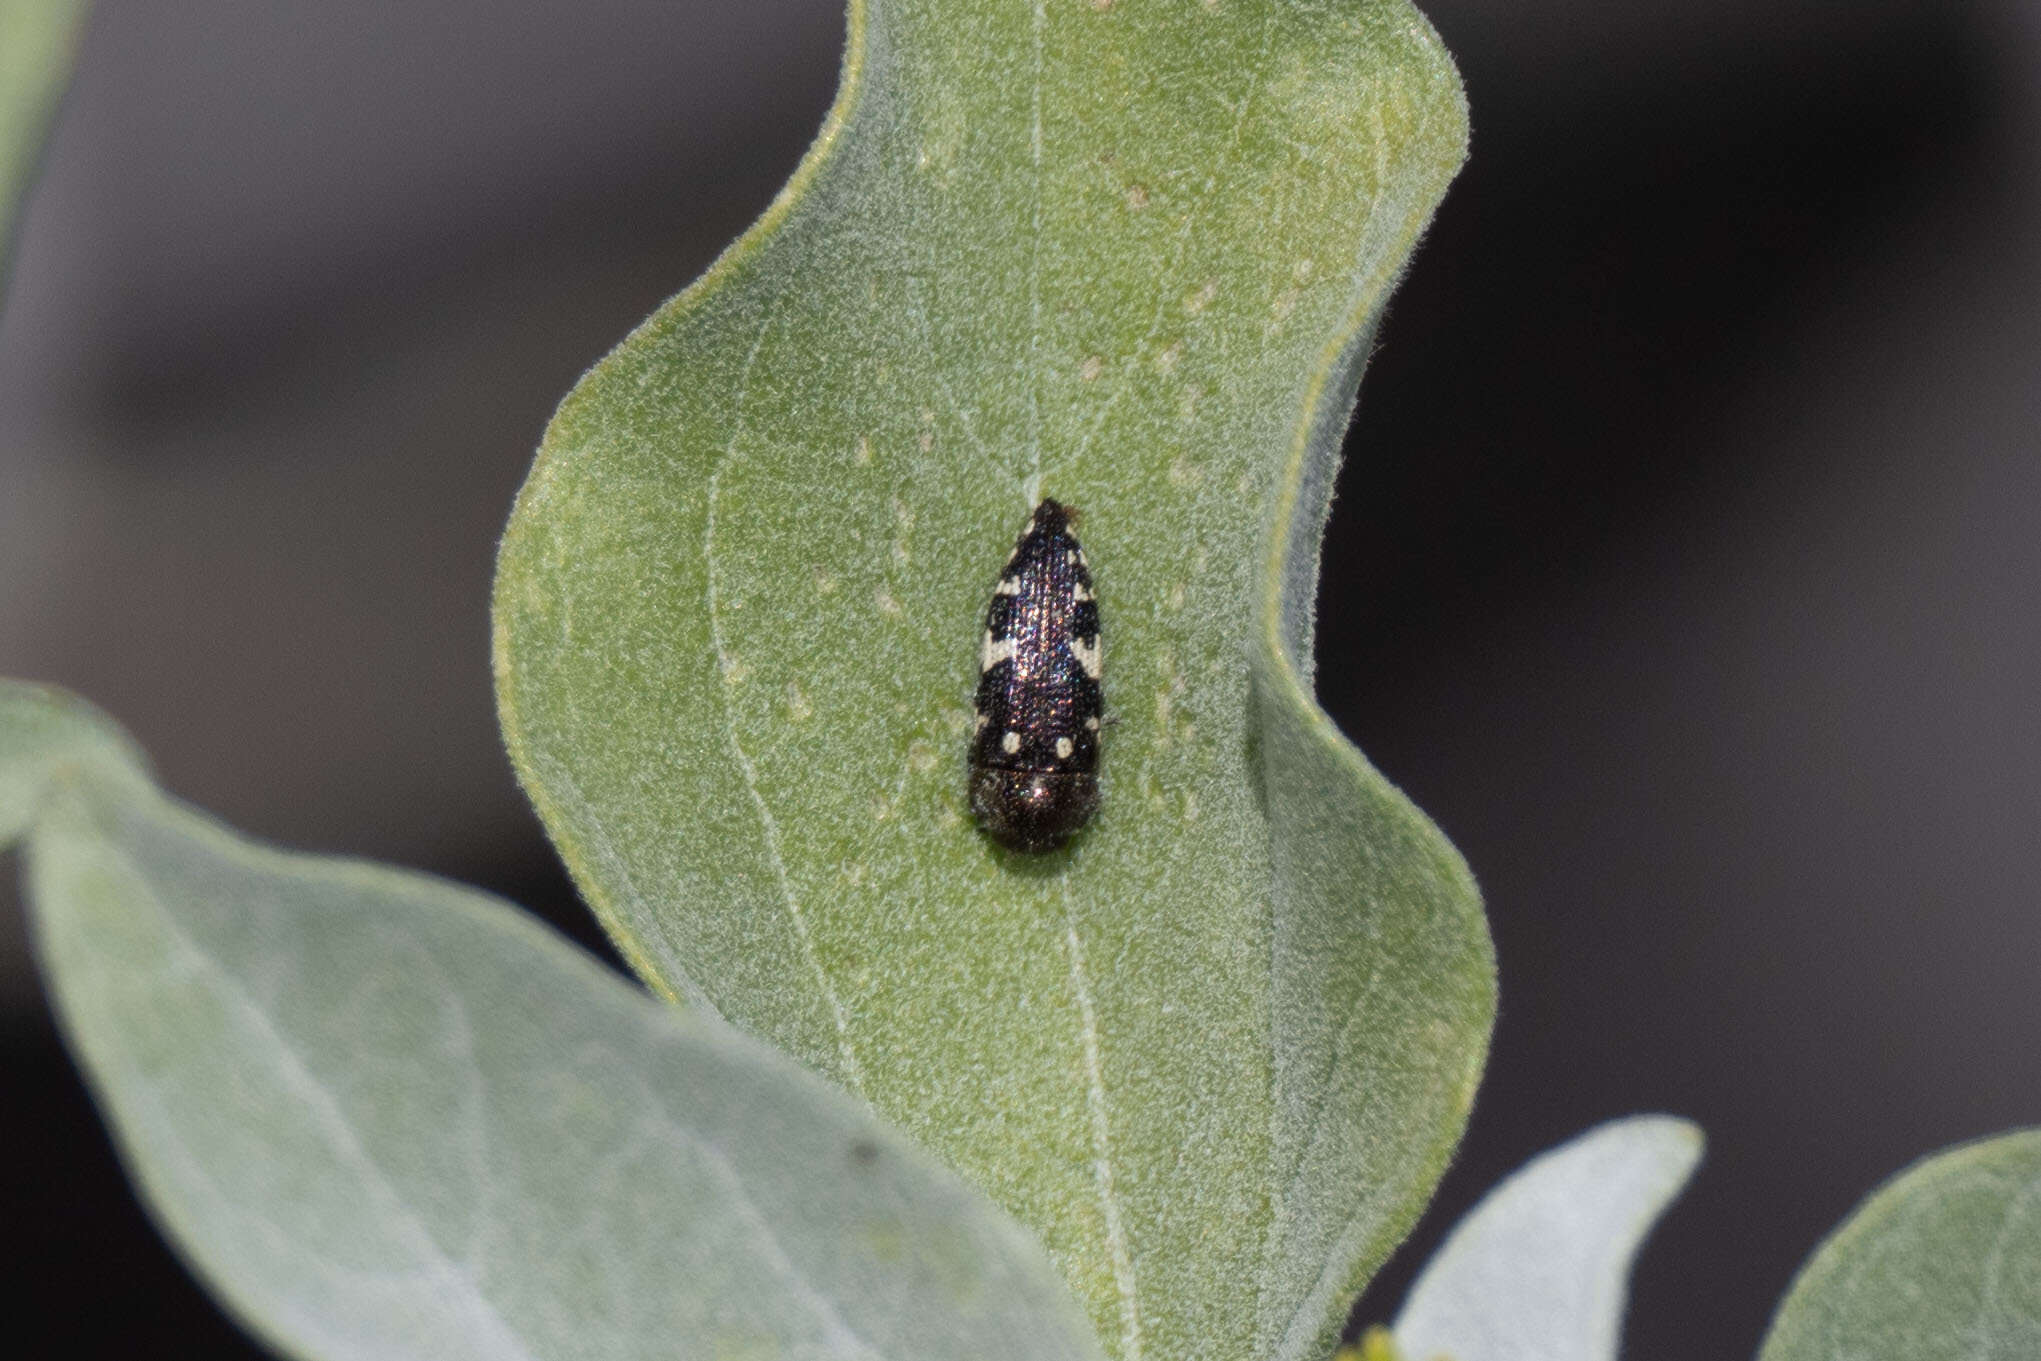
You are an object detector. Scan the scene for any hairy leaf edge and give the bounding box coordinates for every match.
[491,0,874,1003]
[1757,1126,2041,1358]
[1251,14,1495,1347]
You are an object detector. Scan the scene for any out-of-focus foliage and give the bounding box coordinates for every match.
[6,678,1107,1361]
[1390,1116,1702,1361]
[1760,1129,2041,1361]
[0,0,89,292]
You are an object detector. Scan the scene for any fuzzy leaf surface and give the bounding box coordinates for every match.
[494,2,1494,1358]
[9,680,1105,1361]
[1390,1115,1703,1361]
[1759,1129,2041,1361]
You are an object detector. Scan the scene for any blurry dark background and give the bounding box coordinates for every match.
[3,1,2035,1356]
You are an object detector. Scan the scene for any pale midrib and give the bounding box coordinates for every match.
[1026,0,1045,503]
[705,315,866,1096]
[121,852,541,1361]
[1062,878,1143,1361]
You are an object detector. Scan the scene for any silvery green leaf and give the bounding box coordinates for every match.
[1391,1115,1702,1361]
[0,678,149,841]
[13,677,1106,1361]
[1759,1129,2041,1361]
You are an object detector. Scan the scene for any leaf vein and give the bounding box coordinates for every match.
[1027,0,1046,499]
[127,850,543,1361]
[1062,877,1143,1361]
[705,316,866,1095]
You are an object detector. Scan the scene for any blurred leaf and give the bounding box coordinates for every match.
[9,679,1107,1361]
[1759,1129,2041,1361]
[1390,1115,1703,1361]
[0,678,148,841]
[0,0,89,292]
[493,1,1493,1357]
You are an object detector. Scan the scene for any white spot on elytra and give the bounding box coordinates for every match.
[994,577,1021,596]
[1002,730,1023,755]
[982,633,1017,671]
[1055,736,1074,759]
[1070,634,1102,678]
[1074,581,1093,602]
[1086,715,1100,731]
[974,712,990,733]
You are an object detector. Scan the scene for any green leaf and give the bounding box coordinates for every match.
[0,0,90,292]
[1759,1129,2041,1361]
[10,680,1107,1361]
[493,2,1494,1359]
[1390,1115,1703,1361]
[0,678,150,842]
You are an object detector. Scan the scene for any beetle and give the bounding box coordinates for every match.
[968,498,1102,852]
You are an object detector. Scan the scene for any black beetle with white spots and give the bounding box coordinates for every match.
[969,498,1103,852]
